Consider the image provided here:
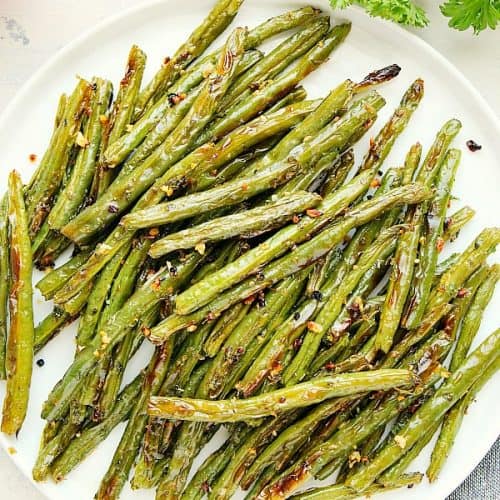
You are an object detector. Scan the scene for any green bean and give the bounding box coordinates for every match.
[209,411,303,500]
[62,28,246,245]
[194,24,351,148]
[95,341,174,500]
[120,158,306,230]
[173,93,385,314]
[359,79,424,174]
[32,417,80,481]
[283,225,402,386]
[422,227,500,319]
[345,329,500,492]
[42,253,202,422]
[242,396,360,490]
[49,372,143,481]
[261,328,454,496]
[1,171,34,435]
[203,302,251,358]
[403,148,461,329]
[442,205,475,241]
[26,79,90,237]
[291,473,423,499]
[244,466,277,499]
[104,49,261,170]
[427,356,500,483]
[203,270,308,400]
[0,196,8,379]
[181,425,253,499]
[48,78,113,230]
[151,182,431,341]
[36,249,92,299]
[148,369,415,422]
[263,86,307,114]
[148,191,321,256]
[54,100,316,306]
[76,244,129,348]
[134,0,244,117]
[34,284,92,353]
[375,123,461,353]
[450,264,499,371]
[220,17,330,109]
[94,46,147,196]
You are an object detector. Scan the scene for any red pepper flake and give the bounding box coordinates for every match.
[436,237,445,253]
[29,153,37,162]
[141,326,151,337]
[370,178,381,188]
[149,227,159,237]
[457,287,468,298]
[241,183,249,191]
[243,295,256,305]
[152,278,161,291]
[466,140,482,152]
[293,338,303,350]
[292,214,300,224]
[201,481,211,493]
[163,56,171,65]
[307,321,322,333]
[306,208,322,218]
[325,361,335,371]
[206,312,216,321]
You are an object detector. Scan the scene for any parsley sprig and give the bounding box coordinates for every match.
[330,0,500,34]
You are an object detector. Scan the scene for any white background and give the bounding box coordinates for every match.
[0,1,498,499]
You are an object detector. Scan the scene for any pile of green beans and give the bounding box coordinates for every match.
[0,2,497,500]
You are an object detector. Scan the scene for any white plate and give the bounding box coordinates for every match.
[0,1,498,499]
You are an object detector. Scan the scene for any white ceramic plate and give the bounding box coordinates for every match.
[0,1,498,499]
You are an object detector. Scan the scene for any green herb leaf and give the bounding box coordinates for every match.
[441,0,500,34]
[329,0,429,28]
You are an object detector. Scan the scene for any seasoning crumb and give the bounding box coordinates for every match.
[370,178,381,188]
[312,290,323,301]
[348,450,361,467]
[7,447,16,455]
[195,242,206,255]
[436,237,445,253]
[36,359,45,367]
[306,208,322,218]
[292,214,300,224]
[76,131,90,148]
[457,287,468,298]
[29,153,37,162]
[161,185,174,197]
[187,324,198,332]
[394,435,407,449]
[293,311,300,321]
[466,139,482,152]
[307,321,322,333]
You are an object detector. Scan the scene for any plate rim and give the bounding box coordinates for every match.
[0,1,498,500]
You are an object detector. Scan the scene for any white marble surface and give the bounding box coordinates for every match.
[0,1,498,499]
